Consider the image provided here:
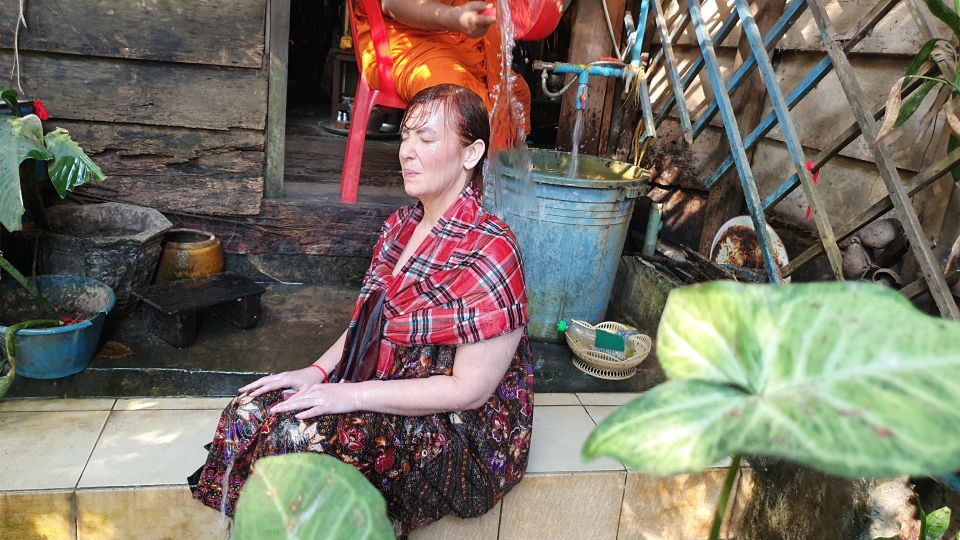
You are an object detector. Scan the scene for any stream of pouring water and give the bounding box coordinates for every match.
[486,0,538,221]
[567,108,584,179]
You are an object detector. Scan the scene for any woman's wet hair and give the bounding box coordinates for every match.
[401,84,491,197]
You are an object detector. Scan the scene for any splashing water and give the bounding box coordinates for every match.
[567,108,584,179]
[485,0,539,221]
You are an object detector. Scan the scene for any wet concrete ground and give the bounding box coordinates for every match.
[7,283,664,398]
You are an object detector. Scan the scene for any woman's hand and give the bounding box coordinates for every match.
[238,366,325,398]
[269,383,361,419]
[453,2,496,38]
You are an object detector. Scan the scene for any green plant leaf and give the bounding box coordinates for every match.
[896,79,939,127]
[906,39,946,78]
[0,115,53,232]
[924,506,951,540]
[584,281,960,478]
[233,453,394,540]
[1,89,20,117]
[926,0,960,40]
[43,128,105,198]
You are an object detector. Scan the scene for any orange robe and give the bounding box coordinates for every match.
[354,0,531,149]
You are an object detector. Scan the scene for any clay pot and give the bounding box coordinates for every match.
[155,229,224,282]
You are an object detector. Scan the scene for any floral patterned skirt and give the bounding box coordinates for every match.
[189,341,534,535]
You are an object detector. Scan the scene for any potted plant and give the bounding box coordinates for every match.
[0,87,113,398]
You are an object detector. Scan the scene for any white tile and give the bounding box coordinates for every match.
[0,411,109,490]
[77,486,225,539]
[576,393,641,406]
[114,397,231,411]
[585,405,621,426]
[0,398,115,412]
[535,393,581,406]
[500,472,625,540]
[527,406,624,473]
[78,409,222,488]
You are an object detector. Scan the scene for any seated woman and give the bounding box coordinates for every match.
[190,84,533,536]
[354,0,531,149]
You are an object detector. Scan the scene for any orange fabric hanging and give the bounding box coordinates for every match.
[353,0,531,149]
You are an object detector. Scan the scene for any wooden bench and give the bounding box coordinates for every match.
[133,272,266,348]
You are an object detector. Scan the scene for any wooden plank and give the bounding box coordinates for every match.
[698,0,787,256]
[763,70,933,211]
[783,145,960,276]
[651,0,694,144]
[557,0,621,155]
[735,0,843,279]
[265,0,291,199]
[686,0,782,283]
[166,199,397,258]
[0,51,268,130]
[59,121,265,216]
[703,0,900,189]
[0,0,266,68]
[806,0,960,319]
[692,0,808,138]
[655,8,740,127]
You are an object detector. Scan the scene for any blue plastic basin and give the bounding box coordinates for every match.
[0,275,116,379]
[493,149,649,342]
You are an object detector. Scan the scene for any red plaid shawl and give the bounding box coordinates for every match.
[349,186,529,377]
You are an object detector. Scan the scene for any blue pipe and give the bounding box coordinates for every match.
[541,62,628,110]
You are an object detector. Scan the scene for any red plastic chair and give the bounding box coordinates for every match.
[341,0,407,203]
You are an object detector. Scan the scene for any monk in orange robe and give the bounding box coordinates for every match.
[353,0,531,150]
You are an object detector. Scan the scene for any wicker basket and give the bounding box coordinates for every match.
[564,320,652,380]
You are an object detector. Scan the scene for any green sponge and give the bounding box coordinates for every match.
[594,328,625,352]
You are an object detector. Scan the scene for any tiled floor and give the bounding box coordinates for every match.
[0,393,749,539]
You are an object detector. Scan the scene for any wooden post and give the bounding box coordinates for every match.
[265,0,291,200]
[698,0,786,255]
[558,0,627,155]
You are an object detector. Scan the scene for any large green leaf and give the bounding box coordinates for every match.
[233,453,394,540]
[43,128,105,198]
[584,281,960,479]
[0,115,52,232]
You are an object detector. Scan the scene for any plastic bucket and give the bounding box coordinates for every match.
[0,276,116,379]
[494,149,648,342]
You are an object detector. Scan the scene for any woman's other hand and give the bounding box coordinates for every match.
[455,2,496,37]
[238,366,325,398]
[269,383,360,419]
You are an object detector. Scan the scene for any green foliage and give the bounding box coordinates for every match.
[0,88,105,233]
[922,505,951,540]
[926,0,960,40]
[43,128,105,198]
[897,79,939,128]
[583,281,960,479]
[233,453,394,540]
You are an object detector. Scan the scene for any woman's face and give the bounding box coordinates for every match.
[399,103,473,202]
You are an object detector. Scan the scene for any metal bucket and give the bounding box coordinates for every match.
[494,149,649,341]
[0,276,116,379]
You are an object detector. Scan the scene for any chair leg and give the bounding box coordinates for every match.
[341,80,378,203]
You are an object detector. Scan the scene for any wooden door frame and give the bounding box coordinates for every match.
[265,0,291,199]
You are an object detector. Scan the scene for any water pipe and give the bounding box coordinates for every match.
[534,60,627,110]
[642,202,662,257]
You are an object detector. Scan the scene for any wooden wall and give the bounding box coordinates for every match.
[0,0,269,216]
[647,0,958,260]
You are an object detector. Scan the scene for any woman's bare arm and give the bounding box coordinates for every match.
[272,327,524,418]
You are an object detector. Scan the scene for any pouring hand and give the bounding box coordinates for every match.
[456,2,497,38]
